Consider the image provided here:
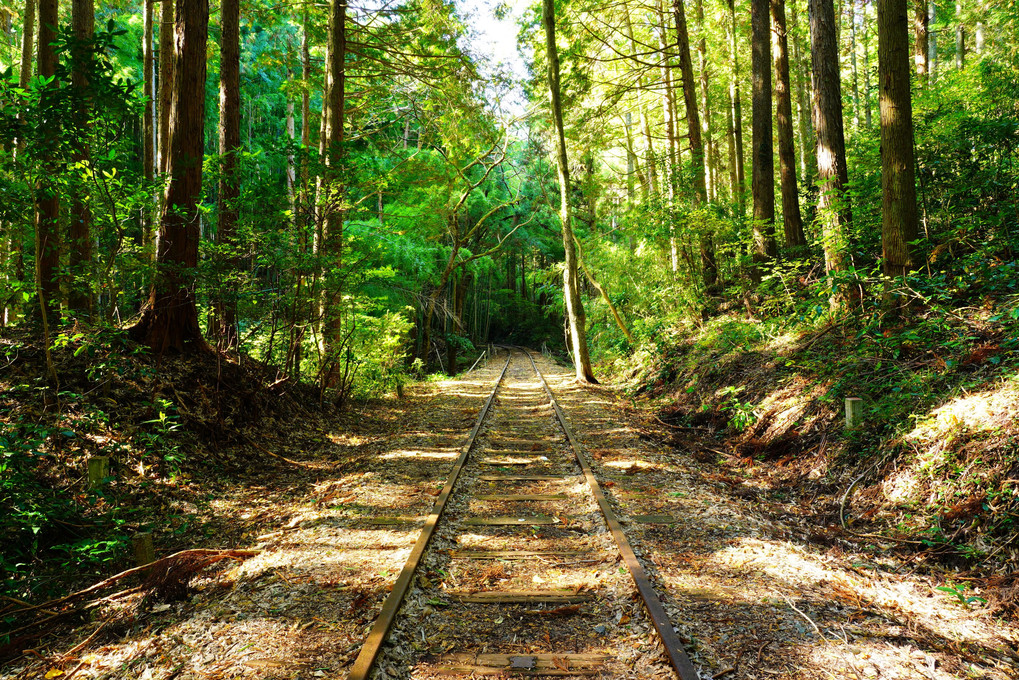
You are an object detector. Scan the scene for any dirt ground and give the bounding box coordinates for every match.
[3,353,1018,680]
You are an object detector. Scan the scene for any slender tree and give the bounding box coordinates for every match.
[143,0,156,261]
[542,0,596,383]
[751,0,778,263]
[158,0,174,173]
[878,0,920,277]
[772,0,806,248]
[954,0,965,69]
[809,0,853,275]
[69,0,95,315]
[212,0,240,349]
[673,0,716,285]
[35,0,60,321]
[913,0,928,80]
[727,0,746,211]
[790,0,815,182]
[132,0,210,352]
[861,0,873,127]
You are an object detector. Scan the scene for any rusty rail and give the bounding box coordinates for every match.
[347,355,511,680]
[523,350,701,680]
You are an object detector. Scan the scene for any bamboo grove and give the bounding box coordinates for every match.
[1,0,1018,398]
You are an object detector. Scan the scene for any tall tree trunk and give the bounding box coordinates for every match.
[158,0,174,173]
[751,0,778,264]
[16,0,36,151]
[790,0,815,182]
[849,0,861,129]
[212,0,240,349]
[773,0,806,249]
[913,0,928,80]
[132,0,210,353]
[657,4,679,273]
[143,0,156,264]
[727,0,747,212]
[862,0,873,126]
[694,0,715,203]
[321,0,348,387]
[9,0,35,319]
[69,0,95,316]
[879,0,920,277]
[809,0,853,275]
[928,0,937,82]
[726,81,739,205]
[35,0,60,322]
[954,0,965,68]
[674,0,716,285]
[542,0,596,384]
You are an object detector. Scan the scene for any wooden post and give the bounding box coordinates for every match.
[132,531,155,569]
[845,397,864,428]
[87,455,110,488]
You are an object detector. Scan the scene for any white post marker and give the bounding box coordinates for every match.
[845,397,864,429]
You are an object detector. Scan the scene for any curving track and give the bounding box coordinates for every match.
[348,348,700,679]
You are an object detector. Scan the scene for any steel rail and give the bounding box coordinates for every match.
[523,350,701,680]
[347,356,511,680]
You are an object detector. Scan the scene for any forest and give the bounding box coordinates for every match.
[2,0,1019,676]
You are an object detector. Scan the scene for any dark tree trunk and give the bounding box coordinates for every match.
[132,0,209,353]
[809,0,853,275]
[542,0,596,384]
[751,0,778,264]
[772,0,806,249]
[69,0,95,316]
[158,0,174,173]
[212,0,240,349]
[879,0,920,277]
[35,0,60,321]
[143,0,156,263]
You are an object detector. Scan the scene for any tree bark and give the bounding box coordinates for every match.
[773,0,806,249]
[322,0,347,370]
[727,0,746,212]
[862,0,873,127]
[751,0,778,264]
[928,1,937,82]
[789,0,815,182]
[69,0,95,316]
[878,0,920,277]
[913,0,928,80]
[694,0,715,203]
[657,4,679,273]
[132,0,209,353]
[542,0,596,384]
[675,0,716,286]
[212,0,240,349]
[35,0,60,322]
[849,0,861,130]
[158,0,174,174]
[143,0,156,264]
[809,0,853,275]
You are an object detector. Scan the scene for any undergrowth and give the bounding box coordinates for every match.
[612,260,1019,575]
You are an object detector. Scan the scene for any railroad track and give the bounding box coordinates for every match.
[348,348,699,679]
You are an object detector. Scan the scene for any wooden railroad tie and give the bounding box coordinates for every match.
[453,590,594,604]
[475,494,568,501]
[478,474,574,481]
[449,550,591,560]
[432,653,609,676]
[464,515,557,526]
